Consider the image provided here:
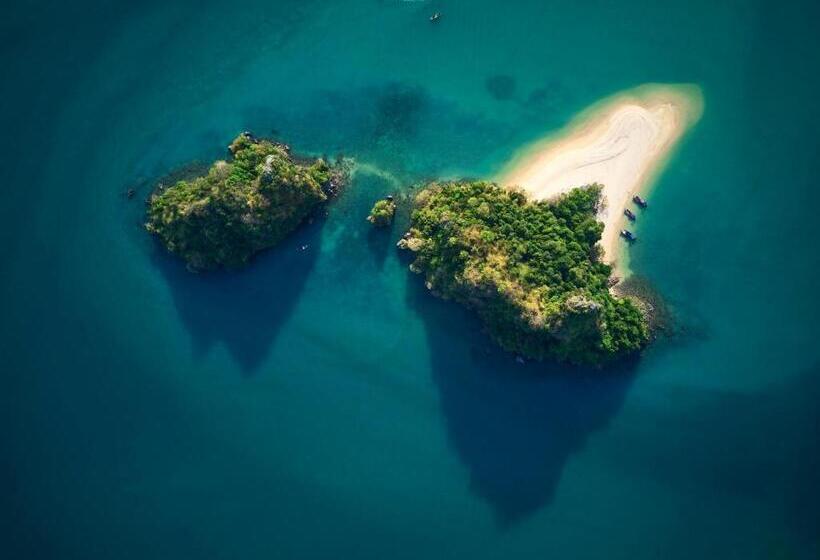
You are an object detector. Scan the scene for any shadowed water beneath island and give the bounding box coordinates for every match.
[151,218,324,374]
[404,275,637,525]
[366,221,394,270]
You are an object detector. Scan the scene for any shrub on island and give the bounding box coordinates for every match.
[398,180,649,365]
[367,198,397,227]
[146,134,344,271]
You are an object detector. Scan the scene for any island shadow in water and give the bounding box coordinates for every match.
[366,226,393,270]
[151,219,323,375]
[405,277,637,525]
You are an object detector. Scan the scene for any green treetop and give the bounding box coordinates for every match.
[367,198,397,227]
[399,180,649,365]
[146,134,342,271]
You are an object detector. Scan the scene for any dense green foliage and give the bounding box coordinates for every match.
[147,135,340,270]
[400,181,649,365]
[367,198,396,227]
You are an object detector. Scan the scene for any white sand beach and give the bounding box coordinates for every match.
[497,84,703,273]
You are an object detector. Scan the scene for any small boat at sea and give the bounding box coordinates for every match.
[632,195,648,208]
[430,12,441,23]
[624,208,636,221]
[126,188,136,200]
[620,230,637,242]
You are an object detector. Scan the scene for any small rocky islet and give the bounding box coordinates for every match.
[147,135,650,365]
[367,196,397,227]
[145,133,346,271]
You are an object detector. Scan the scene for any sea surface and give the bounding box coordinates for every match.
[2,1,819,558]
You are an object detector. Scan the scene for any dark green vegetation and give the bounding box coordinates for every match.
[399,181,649,365]
[367,198,397,227]
[146,134,344,270]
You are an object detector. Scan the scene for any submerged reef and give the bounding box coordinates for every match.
[399,180,649,365]
[146,133,345,271]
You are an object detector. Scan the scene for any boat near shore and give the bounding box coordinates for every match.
[496,83,703,274]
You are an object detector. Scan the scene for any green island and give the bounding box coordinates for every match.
[145,134,648,364]
[399,180,649,365]
[367,197,397,227]
[146,133,345,271]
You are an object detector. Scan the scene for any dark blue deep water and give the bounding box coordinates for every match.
[2,1,819,558]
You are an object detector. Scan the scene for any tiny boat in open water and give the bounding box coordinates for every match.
[632,195,648,208]
[620,230,637,242]
[624,208,636,221]
[430,12,441,23]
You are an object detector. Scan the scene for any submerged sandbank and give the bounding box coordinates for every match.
[497,84,703,274]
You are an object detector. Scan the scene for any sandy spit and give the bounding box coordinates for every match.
[496,84,703,274]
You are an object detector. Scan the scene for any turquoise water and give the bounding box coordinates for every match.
[2,1,819,558]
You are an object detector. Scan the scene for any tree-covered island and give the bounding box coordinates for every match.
[399,181,649,365]
[146,133,346,271]
[367,197,397,227]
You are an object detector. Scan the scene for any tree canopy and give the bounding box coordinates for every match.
[146,134,341,270]
[367,198,397,227]
[399,180,648,365]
